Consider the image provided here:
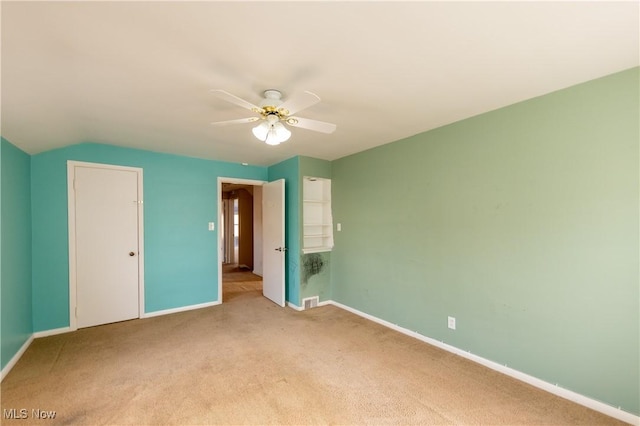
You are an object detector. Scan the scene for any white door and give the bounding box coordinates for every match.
[72,163,142,328]
[262,179,286,306]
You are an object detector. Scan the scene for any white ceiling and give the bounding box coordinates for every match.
[2,1,638,166]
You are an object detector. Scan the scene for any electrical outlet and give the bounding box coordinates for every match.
[448,316,456,330]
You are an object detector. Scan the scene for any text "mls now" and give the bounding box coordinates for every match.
[3,408,57,420]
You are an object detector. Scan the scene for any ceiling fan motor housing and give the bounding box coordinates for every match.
[261,90,283,108]
[256,90,290,120]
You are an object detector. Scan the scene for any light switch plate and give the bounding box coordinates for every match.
[208,222,215,231]
[448,316,456,330]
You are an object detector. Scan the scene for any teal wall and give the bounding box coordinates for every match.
[331,67,639,414]
[299,156,332,302]
[1,139,33,370]
[31,143,267,331]
[268,157,301,305]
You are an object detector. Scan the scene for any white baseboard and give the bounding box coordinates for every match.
[141,300,221,318]
[33,327,71,338]
[33,301,222,330]
[288,299,332,311]
[1,335,34,382]
[287,302,304,311]
[327,300,639,426]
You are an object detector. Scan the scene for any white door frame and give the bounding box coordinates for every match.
[217,177,267,303]
[67,160,145,331]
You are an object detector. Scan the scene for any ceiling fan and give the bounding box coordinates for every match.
[211,89,337,145]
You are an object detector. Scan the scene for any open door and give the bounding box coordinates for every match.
[262,179,286,306]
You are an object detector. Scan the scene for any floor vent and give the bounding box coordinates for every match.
[302,296,319,310]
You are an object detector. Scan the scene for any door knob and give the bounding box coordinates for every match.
[129,252,136,256]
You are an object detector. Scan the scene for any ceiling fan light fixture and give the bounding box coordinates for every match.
[252,121,270,140]
[264,133,281,146]
[252,116,291,145]
[271,122,291,143]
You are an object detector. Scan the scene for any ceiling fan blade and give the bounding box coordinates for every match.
[286,116,337,134]
[211,117,260,126]
[278,91,321,116]
[211,90,261,112]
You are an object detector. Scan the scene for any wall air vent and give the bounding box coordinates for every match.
[302,296,319,310]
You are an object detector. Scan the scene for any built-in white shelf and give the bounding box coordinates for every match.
[303,177,333,254]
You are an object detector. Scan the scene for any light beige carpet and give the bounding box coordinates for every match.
[1,280,625,425]
[222,263,262,283]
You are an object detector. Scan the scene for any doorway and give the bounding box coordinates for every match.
[217,177,286,306]
[221,182,263,301]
